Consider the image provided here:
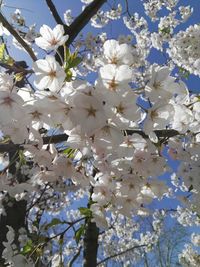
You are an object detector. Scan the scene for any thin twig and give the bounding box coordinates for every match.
[68,246,82,267]
[26,184,49,213]
[124,0,132,17]
[97,244,147,265]
[47,217,85,241]
[0,12,37,61]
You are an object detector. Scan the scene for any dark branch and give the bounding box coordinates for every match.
[0,133,69,153]
[83,221,99,267]
[56,0,107,63]
[45,0,65,26]
[43,133,69,145]
[97,244,147,265]
[124,0,132,17]
[126,129,179,139]
[68,246,82,267]
[0,62,33,74]
[0,129,181,154]
[0,12,37,61]
[65,0,107,46]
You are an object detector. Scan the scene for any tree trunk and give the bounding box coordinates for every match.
[0,200,27,265]
[0,147,27,265]
[83,221,99,267]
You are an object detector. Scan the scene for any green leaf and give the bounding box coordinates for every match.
[64,47,71,62]
[59,235,64,245]
[78,207,92,218]
[63,147,73,155]
[188,184,193,192]
[6,56,14,66]
[159,27,171,35]
[65,69,73,82]
[44,218,64,230]
[64,48,82,69]
[0,43,5,60]
[15,72,24,82]
[63,147,75,158]
[178,67,190,79]
[75,224,85,244]
[69,57,82,68]
[89,199,97,206]
[22,240,33,255]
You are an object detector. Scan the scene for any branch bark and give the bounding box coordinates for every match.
[55,0,107,63]
[83,221,99,267]
[0,144,27,265]
[0,133,69,153]
[0,129,180,154]
[97,244,147,265]
[65,0,107,46]
[45,0,65,25]
[0,12,37,61]
[68,246,82,267]
[0,133,69,263]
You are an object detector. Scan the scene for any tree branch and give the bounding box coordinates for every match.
[43,133,69,145]
[68,246,82,267]
[55,0,107,63]
[0,62,33,74]
[0,12,37,61]
[83,221,99,267]
[126,129,179,139]
[0,129,181,154]
[0,133,69,153]
[124,0,132,17]
[65,0,107,46]
[97,244,147,265]
[45,0,65,26]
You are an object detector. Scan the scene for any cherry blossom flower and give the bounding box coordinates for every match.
[168,24,200,76]
[0,73,14,92]
[0,91,26,126]
[143,102,175,135]
[35,24,68,51]
[32,55,65,92]
[2,122,29,144]
[0,23,10,36]
[103,39,133,65]
[69,94,107,135]
[172,104,194,133]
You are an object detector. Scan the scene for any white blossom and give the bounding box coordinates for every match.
[35,24,68,51]
[33,55,65,92]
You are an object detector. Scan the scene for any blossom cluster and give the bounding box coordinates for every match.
[168,24,200,77]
